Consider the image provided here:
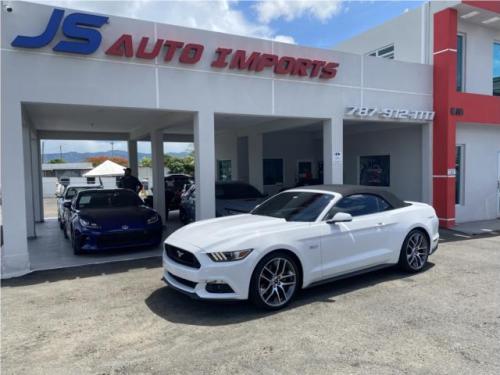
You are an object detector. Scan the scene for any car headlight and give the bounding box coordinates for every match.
[207,249,253,262]
[147,214,160,224]
[79,218,100,229]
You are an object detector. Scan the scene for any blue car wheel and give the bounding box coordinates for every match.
[72,229,83,255]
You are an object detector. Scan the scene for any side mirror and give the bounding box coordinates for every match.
[326,212,353,224]
[63,201,72,209]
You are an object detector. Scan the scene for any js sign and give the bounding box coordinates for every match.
[11,9,108,54]
[12,8,340,80]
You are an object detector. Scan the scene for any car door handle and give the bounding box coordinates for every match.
[377,222,385,227]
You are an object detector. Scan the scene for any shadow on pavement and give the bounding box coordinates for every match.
[144,262,435,327]
[1,256,162,287]
[439,229,500,243]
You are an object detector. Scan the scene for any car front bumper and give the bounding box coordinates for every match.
[430,232,439,255]
[162,239,255,300]
[76,226,163,251]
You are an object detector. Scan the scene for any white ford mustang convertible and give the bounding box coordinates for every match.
[163,185,439,310]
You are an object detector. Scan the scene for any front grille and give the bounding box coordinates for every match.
[97,230,154,247]
[168,272,197,289]
[165,244,201,269]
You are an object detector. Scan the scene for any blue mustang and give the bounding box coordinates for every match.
[64,189,163,254]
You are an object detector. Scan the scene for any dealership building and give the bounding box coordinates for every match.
[1,0,499,277]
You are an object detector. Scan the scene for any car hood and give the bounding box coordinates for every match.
[79,206,158,230]
[167,214,305,251]
[216,197,266,215]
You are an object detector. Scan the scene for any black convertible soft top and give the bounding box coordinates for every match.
[291,184,409,209]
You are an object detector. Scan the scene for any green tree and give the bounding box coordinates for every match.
[48,158,65,164]
[162,154,194,175]
[140,157,152,167]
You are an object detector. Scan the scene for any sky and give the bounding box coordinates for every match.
[35,0,425,155]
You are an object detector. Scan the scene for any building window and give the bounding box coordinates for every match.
[367,44,394,59]
[359,155,390,187]
[457,34,465,92]
[455,145,465,205]
[493,42,500,96]
[263,159,283,185]
[217,160,232,181]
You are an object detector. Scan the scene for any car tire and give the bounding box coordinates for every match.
[59,219,64,230]
[249,251,300,310]
[71,230,83,255]
[398,229,430,272]
[63,223,68,239]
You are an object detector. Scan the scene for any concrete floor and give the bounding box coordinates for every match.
[452,218,500,236]
[28,212,182,272]
[2,232,499,374]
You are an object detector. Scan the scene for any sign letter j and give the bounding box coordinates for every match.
[11,9,64,48]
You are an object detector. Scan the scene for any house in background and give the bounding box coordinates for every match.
[41,162,93,179]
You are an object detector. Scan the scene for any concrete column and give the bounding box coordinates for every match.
[31,131,43,222]
[194,111,215,220]
[248,133,263,192]
[22,122,35,238]
[323,117,343,184]
[36,134,44,221]
[127,140,139,177]
[1,102,30,278]
[151,130,166,224]
[421,122,433,204]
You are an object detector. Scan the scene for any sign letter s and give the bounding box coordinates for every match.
[54,12,108,55]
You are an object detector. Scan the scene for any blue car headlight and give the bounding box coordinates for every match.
[207,249,253,262]
[79,218,100,229]
[147,214,160,224]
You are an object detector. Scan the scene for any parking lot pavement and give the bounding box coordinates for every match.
[43,197,59,218]
[2,234,499,375]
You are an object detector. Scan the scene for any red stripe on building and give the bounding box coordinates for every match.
[433,5,500,228]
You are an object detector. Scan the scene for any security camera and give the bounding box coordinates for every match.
[5,5,13,12]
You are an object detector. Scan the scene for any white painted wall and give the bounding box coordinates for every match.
[455,123,500,223]
[334,6,425,63]
[262,129,323,194]
[215,132,238,181]
[343,125,424,202]
[458,20,500,96]
[334,1,456,64]
[335,1,499,97]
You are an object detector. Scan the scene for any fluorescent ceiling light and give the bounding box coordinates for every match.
[482,16,500,24]
[461,11,479,19]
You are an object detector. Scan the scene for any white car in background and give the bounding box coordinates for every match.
[163,185,439,310]
[57,184,102,229]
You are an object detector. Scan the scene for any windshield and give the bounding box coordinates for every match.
[216,183,263,199]
[76,190,143,209]
[65,186,100,200]
[251,192,333,222]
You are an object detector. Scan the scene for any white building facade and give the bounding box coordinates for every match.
[336,0,500,226]
[2,1,435,277]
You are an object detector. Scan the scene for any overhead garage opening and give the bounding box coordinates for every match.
[21,102,195,271]
[213,115,326,218]
[343,119,432,204]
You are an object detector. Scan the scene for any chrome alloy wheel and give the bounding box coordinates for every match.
[258,257,297,308]
[406,232,429,270]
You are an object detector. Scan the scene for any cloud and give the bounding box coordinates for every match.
[254,0,343,24]
[273,35,296,44]
[31,0,296,42]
